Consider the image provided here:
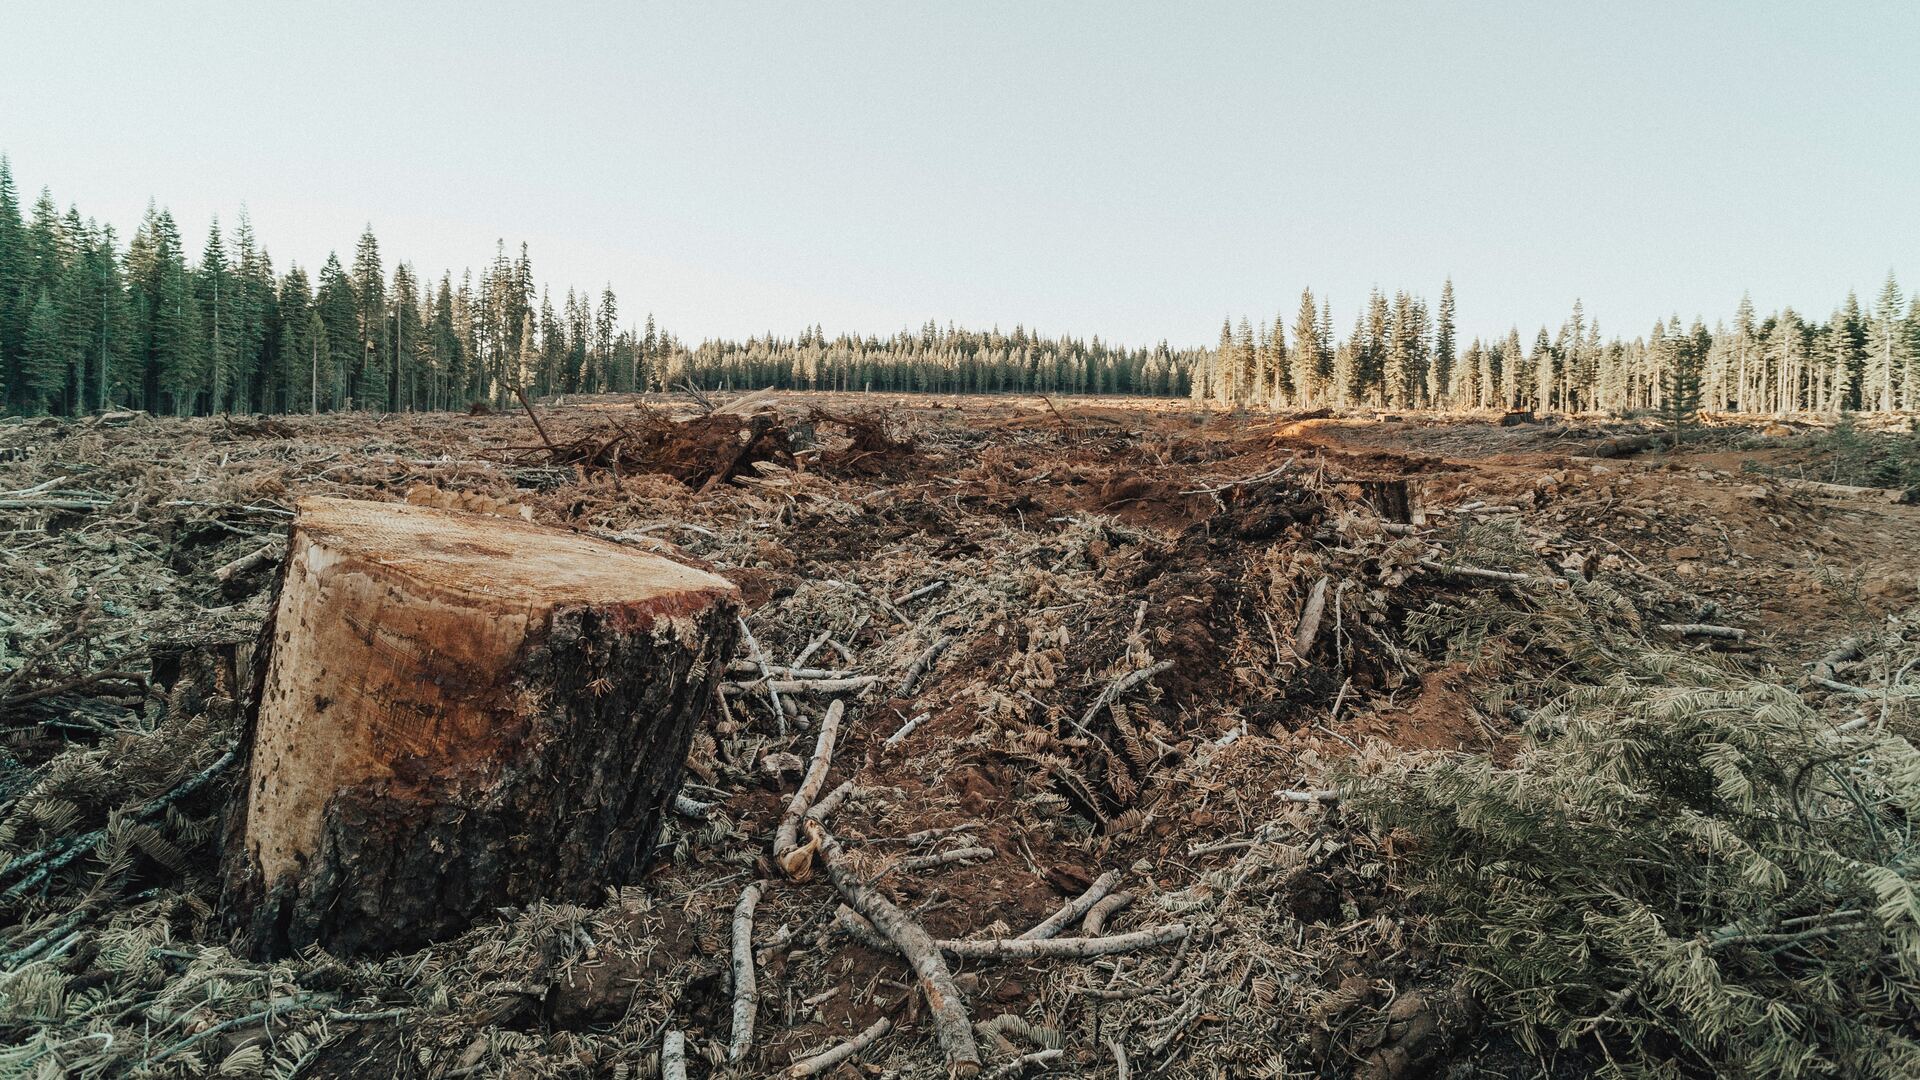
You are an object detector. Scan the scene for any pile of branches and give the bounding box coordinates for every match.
[1346,595,1920,1078]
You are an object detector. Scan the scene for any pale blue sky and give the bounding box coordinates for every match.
[1,2,1914,346]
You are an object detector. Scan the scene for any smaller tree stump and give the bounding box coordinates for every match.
[221,496,739,957]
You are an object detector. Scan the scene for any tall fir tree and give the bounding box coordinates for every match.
[1432,279,1456,407]
[1866,271,1906,412]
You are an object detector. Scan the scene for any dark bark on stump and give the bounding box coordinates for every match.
[220,496,738,958]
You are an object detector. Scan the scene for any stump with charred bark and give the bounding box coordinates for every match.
[221,496,739,958]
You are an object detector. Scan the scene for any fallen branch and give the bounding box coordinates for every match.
[791,627,833,670]
[213,539,286,583]
[807,820,981,1075]
[1,742,239,901]
[884,711,931,749]
[727,675,881,696]
[900,846,994,872]
[728,881,764,1062]
[897,635,954,696]
[1810,638,1863,682]
[1293,576,1330,660]
[1082,890,1135,937]
[1658,623,1747,641]
[1080,660,1175,729]
[803,779,856,825]
[775,700,844,871]
[787,1018,892,1078]
[671,792,715,819]
[1417,559,1558,587]
[940,923,1188,960]
[736,615,787,733]
[982,1049,1066,1078]
[1279,788,1340,804]
[1017,871,1118,940]
[661,1029,687,1080]
[895,580,948,606]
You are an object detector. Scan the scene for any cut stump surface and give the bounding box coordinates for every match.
[222,496,739,957]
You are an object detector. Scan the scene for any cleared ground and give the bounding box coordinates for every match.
[1,394,1915,1078]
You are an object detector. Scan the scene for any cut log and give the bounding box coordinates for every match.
[221,496,739,958]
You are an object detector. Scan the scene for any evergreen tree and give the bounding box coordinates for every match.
[316,253,359,409]
[351,226,388,409]
[1866,271,1906,412]
[1291,289,1319,406]
[21,288,64,412]
[0,157,25,407]
[1660,315,1703,444]
[198,219,234,413]
[1432,279,1456,407]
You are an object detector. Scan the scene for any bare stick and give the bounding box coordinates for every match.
[727,675,881,696]
[1082,890,1135,937]
[895,580,948,606]
[791,627,833,670]
[940,924,1188,960]
[513,385,556,452]
[661,1029,687,1080]
[1080,660,1174,729]
[1279,788,1339,804]
[1417,558,1559,587]
[672,792,714,819]
[728,881,764,1062]
[1811,638,1863,682]
[1292,576,1330,659]
[1017,871,1118,941]
[736,615,786,734]
[786,1018,892,1078]
[1107,1037,1131,1080]
[897,635,954,696]
[803,779,856,825]
[831,904,895,951]
[775,700,845,864]
[884,711,931,749]
[1658,622,1747,641]
[983,1049,1065,1078]
[213,540,286,583]
[808,821,981,1075]
[900,846,994,872]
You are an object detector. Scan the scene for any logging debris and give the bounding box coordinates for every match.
[2,394,1918,1078]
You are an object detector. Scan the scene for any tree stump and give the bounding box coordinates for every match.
[221,496,739,958]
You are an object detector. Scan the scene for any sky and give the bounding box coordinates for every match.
[1,1,1915,348]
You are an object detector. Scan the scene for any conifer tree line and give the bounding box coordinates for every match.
[1196,276,1920,415]
[0,158,681,417]
[2,156,1914,418]
[666,323,1204,398]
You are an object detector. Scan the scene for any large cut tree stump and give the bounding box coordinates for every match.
[221,496,739,958]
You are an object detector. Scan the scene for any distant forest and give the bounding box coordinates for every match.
[1194,279,1920,415]
[0,156,1913,418]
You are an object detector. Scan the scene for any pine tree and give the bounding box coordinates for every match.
[316,253,359,409]
[1432,279,1456,407]
[21,288,64,413]
[1660,315,1703,444]
[352,227,388,409]
[1290,289,1319,407]
[274,264,314,414]
[1531,328,1555,412]
[0,157,25,408]
[1865,271,1906,412]
[198,219,234,413]
[230,211,270,411]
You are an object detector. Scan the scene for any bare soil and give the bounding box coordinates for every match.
[1,394,1914,1078]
